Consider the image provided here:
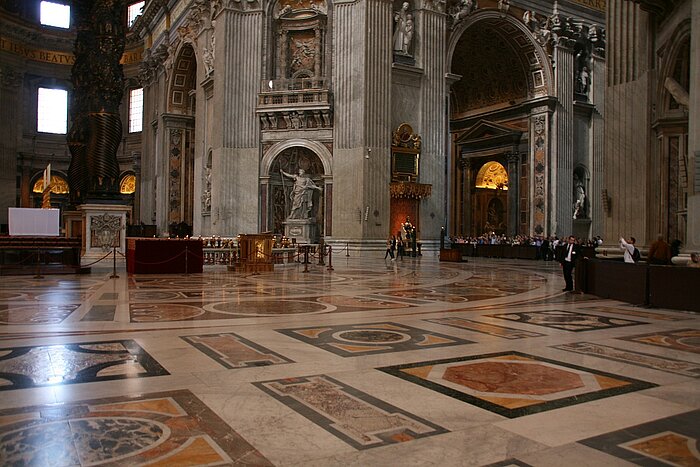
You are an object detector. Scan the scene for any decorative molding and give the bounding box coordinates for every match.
[390,182,432,199]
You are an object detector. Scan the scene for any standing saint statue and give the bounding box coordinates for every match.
[280,168,323,220]
[393,2,413,55]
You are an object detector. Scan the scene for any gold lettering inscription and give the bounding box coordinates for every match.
[1,36,142,66]
[569,0,606,12]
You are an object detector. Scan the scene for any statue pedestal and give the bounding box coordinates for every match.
[572,218,591,240]
[79,204,131,266]
[284,218,318,244]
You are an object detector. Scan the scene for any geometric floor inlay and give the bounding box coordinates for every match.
[254,374,448,450]
[553,342,700,377]
[277,322,474,357]
[581,306,691,321]
[0,389,273,465]
[580,409,700,466]
[0,340,169,390]
[181,332,293,368]
[486,310,646,332]
[619,329,700,355]
[0,304,80,325]
[425,317,545,339]
[378,351,657,418]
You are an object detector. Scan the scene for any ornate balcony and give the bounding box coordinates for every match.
[257,78,332,130]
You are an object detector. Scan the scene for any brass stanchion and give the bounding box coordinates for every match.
[346,242,350,257]
[110,246,119,278]
[318,239,325,266]
[33,248,43,279]
[303,246,310,273]
[327,245,334,271]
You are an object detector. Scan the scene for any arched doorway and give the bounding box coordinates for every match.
[164,44,196,231]
[654,26,689,246]
[267,147,325,236]
[448,11,553,238]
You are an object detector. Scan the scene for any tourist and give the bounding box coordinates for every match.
[648,235,671,265]
[619,236,638,263]
[559,235,580,292]
[688,252,700,268]
[384,235,395,260]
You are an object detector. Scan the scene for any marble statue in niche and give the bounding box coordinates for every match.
[393,2,414,56]
[280,168,323,219]
[575,48,591,98]
[573,171,588,219]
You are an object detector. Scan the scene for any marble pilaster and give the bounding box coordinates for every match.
[417,6,447,241]
[332,0,392,242]
[507,153,520,238]
[686,0,700,251]
[210,8,263,236]
[590,51,605,238]
[0,67,23,225]
[552,41,575,237]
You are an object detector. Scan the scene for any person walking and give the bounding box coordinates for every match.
[384,235,396,260]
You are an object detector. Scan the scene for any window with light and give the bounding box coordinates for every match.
[129,88,143,133]
[127,1,145,27]
[37,88,68,134]
[40,1,70,28]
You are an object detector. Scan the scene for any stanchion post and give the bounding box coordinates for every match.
[346,242,350,257]
[110,246,119,278]
[185,244,189,275]
[318,239,325,266]
[34,248,43,279]
[327,245,334,271]
[303,246,309,273]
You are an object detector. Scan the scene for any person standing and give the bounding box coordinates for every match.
[648,235,671,265]
[619,236,637,263]
[396,231,405,260]
[559,235,580,292]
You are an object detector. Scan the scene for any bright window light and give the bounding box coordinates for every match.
[128,2,145,27]
[129,88,144,133]
[40,1,70,29]
[37,88,68,134]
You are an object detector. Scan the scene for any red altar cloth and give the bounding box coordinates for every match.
[126,238,203,274]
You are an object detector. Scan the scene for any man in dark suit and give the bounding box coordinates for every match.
[560,235,580,292]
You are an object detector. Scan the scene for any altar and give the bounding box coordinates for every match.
[126,238,203,274]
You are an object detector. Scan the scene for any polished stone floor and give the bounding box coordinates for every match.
[0,255,698,466]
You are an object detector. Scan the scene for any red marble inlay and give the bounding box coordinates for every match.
[442,362,585,395]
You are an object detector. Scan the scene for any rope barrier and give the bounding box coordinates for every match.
[80,250,114,267]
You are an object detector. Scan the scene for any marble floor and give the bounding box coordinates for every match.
[0,255,698,466]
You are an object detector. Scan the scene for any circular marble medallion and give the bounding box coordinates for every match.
[333,329,411,344]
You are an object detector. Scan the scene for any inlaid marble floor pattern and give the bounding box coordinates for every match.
[0,256,698,466]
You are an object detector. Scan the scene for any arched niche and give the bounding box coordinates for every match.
[268,0,328,82]
[168,44,197,114]
[448,10,553,117]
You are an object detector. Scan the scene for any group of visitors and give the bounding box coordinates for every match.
[449,234,603,261]
[384,232,408,261]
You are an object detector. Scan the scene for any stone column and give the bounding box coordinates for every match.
[590,46,605,238]
[332,0,392,244]
[507,152,520,237]
[551,18,576,237]
[417,4,447,241]
[314,27,322,79]
[686,0,700,252]
[0,67,23,224]
[461,159,472,235]
[603,0,650,246]
[278,30,288,79]
[212,6,263,236]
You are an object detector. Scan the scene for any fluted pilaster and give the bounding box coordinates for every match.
[553,43,575,236]
[418,7,447,239]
